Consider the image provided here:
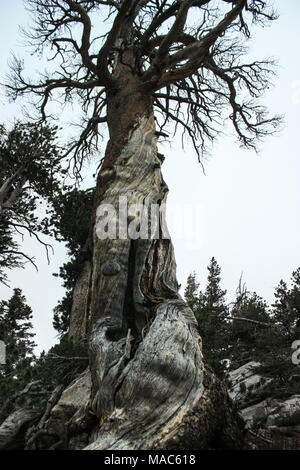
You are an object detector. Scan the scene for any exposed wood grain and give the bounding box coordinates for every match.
[85,114,243,449]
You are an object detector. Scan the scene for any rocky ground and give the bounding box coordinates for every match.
[1,361,300,450]
[227,361,300,450]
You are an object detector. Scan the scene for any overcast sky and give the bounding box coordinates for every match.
[0,0,300,353]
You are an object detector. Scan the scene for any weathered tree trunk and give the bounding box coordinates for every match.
[0,407,41,449]
[2,69,244,451]
[81,75,245,449]
[68,260,91,343]
[0,381,47,450]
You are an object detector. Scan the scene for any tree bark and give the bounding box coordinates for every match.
[0,381,46,450]
[68,260,91,343]
[0,407,41,449]
[83,88,244,449]
[1,73,244,450]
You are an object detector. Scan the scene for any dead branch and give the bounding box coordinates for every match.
[5,0,281,166]
[47,353,89,360]
[228,316,271,327]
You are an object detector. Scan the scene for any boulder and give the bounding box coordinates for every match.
[227,361,271,402]
[228,362,300,449]
[40,369,93,449]
[266,395,300,427]
[51,368,92,418]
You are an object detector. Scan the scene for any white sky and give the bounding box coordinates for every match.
[0,0,300,353]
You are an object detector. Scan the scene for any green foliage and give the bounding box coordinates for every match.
[229,290,272,370]
[33,336,88,388]
[0,214,23,286]
[0,288,36,404]
[185,260,300,396]
[0,288,88,422]
[0,122,61,197]
[254,270,300,398]
[43,188,94,256]
[184,272,199,312]
[44,188,94,336]
[52,291,73,336]
[185,258,229,378]
[0,121,63,284]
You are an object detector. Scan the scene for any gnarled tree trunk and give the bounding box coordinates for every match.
[0,70,244,452]
[1,0,279,450]
[0,69,244,451]
[81,74,244,449]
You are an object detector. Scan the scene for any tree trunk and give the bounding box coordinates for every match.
[83,86,244,449]
[0,407,41,449]
[0,381,47,450]
[68,260,91,343]
[1,75,244,450]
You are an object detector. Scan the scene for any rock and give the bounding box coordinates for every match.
[51,369,92,417]
[227,361,272,402]
[39,369,92,449]
[227,362,300,449]
[241,398,278,429]
[266,395,300,427]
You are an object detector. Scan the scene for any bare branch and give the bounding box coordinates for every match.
[7,221,53,264]
[2,250,38,271]
[147,0,247,87]
[63,0,98,74]
[149,0,191,71]
[228,316,271,327]
[47,353,88,360]
[5,0,280,166]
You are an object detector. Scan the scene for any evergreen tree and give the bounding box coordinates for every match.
[185,264,300,400]
[290,268,300,339]
[0,288,36,403]
[0,121,63,284]
[184,271,200,312]
[229,286,272,371]
[256,270,300,398]
[185,258,229,378]
[272,273,300,343]
[44,188,94,336]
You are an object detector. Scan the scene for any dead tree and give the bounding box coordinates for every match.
[6,0,281,449]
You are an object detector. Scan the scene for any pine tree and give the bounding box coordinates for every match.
[185,258,230,378]
[229,288,272,370]
[184,271,200,312]
[0,289,36,403]
[45,188,94,336]
[272,274,300,343]
[0,121,63,284]
[290,268,300,339]
[257,271,300,398]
